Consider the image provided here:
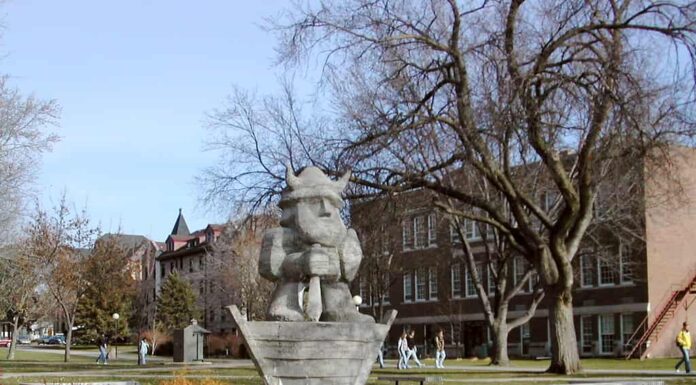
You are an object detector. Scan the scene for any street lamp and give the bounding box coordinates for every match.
[352,295,362,311]
[112,313,120,360]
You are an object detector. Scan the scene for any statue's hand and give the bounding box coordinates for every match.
[305,244,339,280]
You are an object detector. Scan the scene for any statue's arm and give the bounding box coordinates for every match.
[258,228,286,281]
[340,229,363,281]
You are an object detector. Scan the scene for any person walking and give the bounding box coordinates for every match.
[434,329,446,369]
[138,337,149,366]
[376,341,385,369]
[676,321,692,374]
[96,337,108,365]
[397,331,409,369]
[405,330,423,368]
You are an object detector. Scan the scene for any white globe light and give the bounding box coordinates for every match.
[112,313,120,320]
[352,295,363,306]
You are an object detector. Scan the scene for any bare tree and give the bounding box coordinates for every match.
[209,214,276,321]
[26,197,99,362]
[0,76,59,244]
[261,0,696,374]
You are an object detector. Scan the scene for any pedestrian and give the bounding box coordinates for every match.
[676,321,692,374]
[138,337,149,365]
[96,337,108,365]
[434,329,446,369]
[397,331,409,369]
[376,341,384,369]
[405,330,423,368]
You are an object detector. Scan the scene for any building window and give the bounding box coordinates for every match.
[580,254,595,287]
[415,268,427,301]
[381,272,391,304]
[160,264,165,278]
[402,218,414,250]
[620,245,633,284]
[581,315,593,355]
[403,272,413,302]
[189,259,194,273]
[414,216,427,248]
[199,257,204,270]
[598,254,617,286]
[464,219,480,240]
[427,213,437,246]
[465,262,481,297]
[199,284,204,295]
[170,261,175,273]
[487,264,496,296]
[599,314,615,354]
[429,268,438,300]
[542,191,558,212]
[621,313,634,349]
[521,323,531,356]
[513,256,532,293]
[451,263,461,298]
[450,223,461,244]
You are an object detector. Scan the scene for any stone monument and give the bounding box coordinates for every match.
[228,165,396,385]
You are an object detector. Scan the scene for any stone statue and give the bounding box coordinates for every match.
[259,165,373,323]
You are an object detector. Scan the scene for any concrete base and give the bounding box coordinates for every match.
[228,305,397,385]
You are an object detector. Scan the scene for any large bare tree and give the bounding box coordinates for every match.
[259,0,696,374]
[0,76,59,244]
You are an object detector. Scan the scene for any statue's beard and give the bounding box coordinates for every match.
[295,212,346,247]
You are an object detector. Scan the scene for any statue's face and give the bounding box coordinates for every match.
[292,196,346,246]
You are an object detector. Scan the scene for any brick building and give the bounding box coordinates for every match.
[353,147,696,359]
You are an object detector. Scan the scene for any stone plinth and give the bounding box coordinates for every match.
[229,305,396,385]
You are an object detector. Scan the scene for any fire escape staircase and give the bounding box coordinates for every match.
[625,270,696,359]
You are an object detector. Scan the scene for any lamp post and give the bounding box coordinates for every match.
[352,295,362,311]
[112,313,120,360]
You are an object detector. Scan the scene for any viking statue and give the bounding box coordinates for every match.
[258,166,374,323]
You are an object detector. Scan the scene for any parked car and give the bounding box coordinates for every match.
[46,336,66,345]
[0,338,11,347]
[17,335,32,344]
[38,336,52,345]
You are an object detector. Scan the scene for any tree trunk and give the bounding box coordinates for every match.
[547,287,581,374]
[6,315,19,360]
[64,325,73,363]
[490,322,511,366]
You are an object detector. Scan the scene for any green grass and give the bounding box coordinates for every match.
[2,349,693,385]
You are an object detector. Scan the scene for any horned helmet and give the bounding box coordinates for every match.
[279,165,351,209]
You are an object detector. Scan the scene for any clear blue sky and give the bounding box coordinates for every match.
[2,0,291,241]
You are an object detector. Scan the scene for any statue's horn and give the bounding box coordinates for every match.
[335,169,352,191]
[285,163,300,189]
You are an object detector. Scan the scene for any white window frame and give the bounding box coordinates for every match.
[450,223,461,244]
[381,272,391,305]
[487,264,496,296]
[580,254,594,288]
[513,256,532,293]
[465,263,481,298]
[415,268,427,302]
[402,218,413,250]
[597,253,616,287]
[403,272,413,303]
[414,215,427,249]
[427,213,437,246]
[580,315,594,355]
[598,314,615,355]
[429,267,438,300]
[451,263,461,298]
[464,218,480,240]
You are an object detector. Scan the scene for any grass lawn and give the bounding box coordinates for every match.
[2,349,694,385]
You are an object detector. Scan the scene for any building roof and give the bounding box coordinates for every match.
[171,208,190,236]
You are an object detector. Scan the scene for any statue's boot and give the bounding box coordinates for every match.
[319,281,375,323]
[267,281,305,321]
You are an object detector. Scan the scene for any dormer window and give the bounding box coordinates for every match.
[206,231,213,244]
[167,239,174,251]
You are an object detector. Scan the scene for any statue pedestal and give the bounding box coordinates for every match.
[228,305,397,385]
